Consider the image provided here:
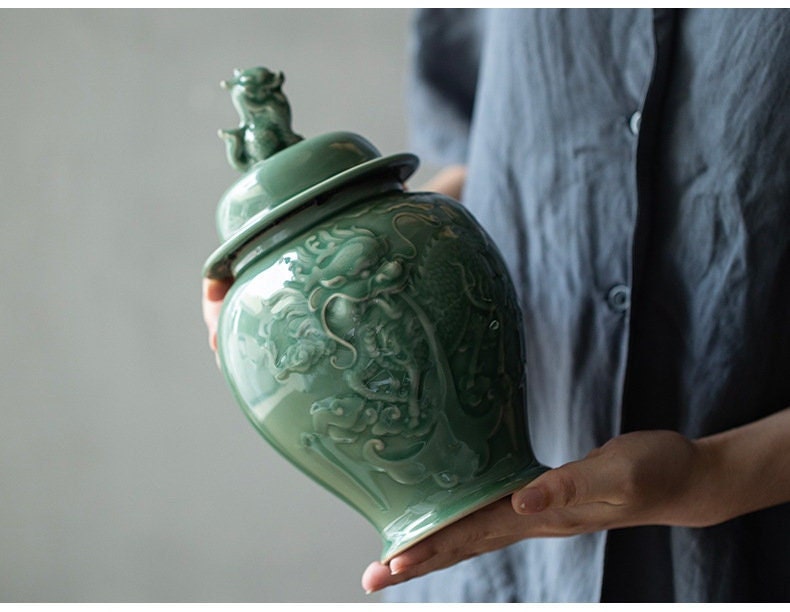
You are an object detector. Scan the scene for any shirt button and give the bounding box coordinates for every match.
[629,111,642,136]
[606,284,631,312]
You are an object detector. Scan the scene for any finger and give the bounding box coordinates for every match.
[203,276,232,302]
[391,533,519,575]
[203,303,221,351]
[378,498,526,579]
[201,278,229,324]
[361,561,394,594]
[511,468,581,514]
[512,452,622,514]
[204,313,220,350]
[202,277,232,351]
[367,533,521,593]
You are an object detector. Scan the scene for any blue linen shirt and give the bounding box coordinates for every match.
[387,8,790,602]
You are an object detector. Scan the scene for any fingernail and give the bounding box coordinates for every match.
[389,558,407,575]
[515,487,546,513]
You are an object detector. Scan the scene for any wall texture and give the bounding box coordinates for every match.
[0,8,415,602]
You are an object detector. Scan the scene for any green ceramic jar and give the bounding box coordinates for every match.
[204,68,545,561]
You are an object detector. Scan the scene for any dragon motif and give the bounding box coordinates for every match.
[236,200,519,509]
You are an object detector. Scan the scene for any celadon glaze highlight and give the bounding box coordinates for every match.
[204,67,545,561]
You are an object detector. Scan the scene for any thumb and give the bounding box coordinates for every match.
[512,453,614,514]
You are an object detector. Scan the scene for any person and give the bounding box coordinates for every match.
[203,8,790,602]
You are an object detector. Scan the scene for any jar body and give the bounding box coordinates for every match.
[217,188,544,560]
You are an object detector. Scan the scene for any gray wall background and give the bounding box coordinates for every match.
[0,9,421,602]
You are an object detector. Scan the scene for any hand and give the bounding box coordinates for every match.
[202,277,232,355]
[421,165,467,201]
[361,429,724,594]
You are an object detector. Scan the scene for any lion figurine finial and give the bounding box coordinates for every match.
[218,67,304,172]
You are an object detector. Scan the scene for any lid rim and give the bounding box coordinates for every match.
[202,152,419,280]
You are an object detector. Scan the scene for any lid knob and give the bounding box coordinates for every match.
[218,66,304,172]
[203,66,419,281]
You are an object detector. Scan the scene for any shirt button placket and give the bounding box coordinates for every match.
[607,284,631,313]
[629,110,642,136]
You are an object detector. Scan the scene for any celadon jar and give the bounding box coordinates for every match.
[203,67,546,562]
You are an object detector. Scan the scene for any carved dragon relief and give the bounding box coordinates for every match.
[235,200,519,509]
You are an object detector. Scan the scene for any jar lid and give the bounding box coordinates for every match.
[202,67,418,280]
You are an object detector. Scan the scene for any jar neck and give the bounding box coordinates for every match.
[231,176,404,279]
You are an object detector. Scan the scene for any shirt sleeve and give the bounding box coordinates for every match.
[407,8,486,166]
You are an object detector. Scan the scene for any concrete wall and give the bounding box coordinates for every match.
[0,8,416,602]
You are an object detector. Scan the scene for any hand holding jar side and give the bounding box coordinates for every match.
[202,277,232,357]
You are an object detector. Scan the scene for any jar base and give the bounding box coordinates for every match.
[379,461,548,563]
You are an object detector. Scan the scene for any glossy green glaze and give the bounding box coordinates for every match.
[214,131,384,244]
[205,67,545,561]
